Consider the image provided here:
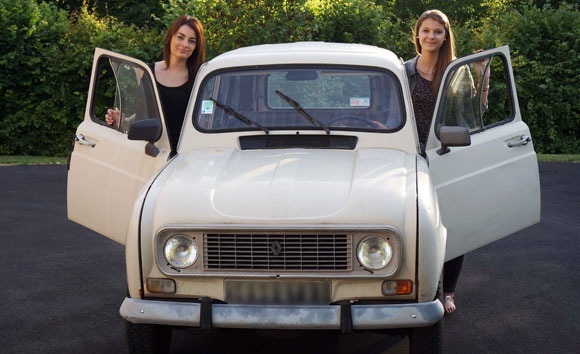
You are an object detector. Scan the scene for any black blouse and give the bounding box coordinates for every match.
[149,63,192,150]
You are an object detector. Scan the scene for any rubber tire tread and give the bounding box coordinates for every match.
[125,320,172,354]
[408,280,443,354]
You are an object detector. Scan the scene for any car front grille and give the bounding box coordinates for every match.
[203,233,352,271]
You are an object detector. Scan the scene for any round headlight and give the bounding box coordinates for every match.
[163,235,198,268]
[357,236,393,270]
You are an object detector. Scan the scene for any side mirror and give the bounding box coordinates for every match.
[437,126,471,155]
[128,118,162,142]
[127,118,162,157]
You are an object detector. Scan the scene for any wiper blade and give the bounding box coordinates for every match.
[275,90,330,134]
[210,98,269,134]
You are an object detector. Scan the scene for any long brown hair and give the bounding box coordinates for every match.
[413,10,456,96]
[163,15,206,88]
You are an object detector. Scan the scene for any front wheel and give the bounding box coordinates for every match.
[125,320,172,354]
[409,279,443,354]
[408,319,442,354]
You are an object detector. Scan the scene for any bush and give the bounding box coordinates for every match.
[1,1,578,155]
[474,4,580,153]
[54,0,164,27]
[160,0,316,59]
[0,0,163,155]
[160,0,405,59]
[0,0,68,155]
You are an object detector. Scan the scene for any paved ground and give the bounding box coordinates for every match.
[0,162,579,354]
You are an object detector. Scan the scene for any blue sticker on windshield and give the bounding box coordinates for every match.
[201,100,214,114]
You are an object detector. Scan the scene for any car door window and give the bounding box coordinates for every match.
[480,56,513,128]
[435,54,514,136]
[91,57,160,133]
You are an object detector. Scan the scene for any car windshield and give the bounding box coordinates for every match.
[194,66,404,133]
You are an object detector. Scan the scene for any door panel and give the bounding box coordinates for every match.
[67,49,171,244]
[426,46,541,260]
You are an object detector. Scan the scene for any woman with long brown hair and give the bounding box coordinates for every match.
[405,9,485,316]
[405,10,456,148]
[107,15,206,150]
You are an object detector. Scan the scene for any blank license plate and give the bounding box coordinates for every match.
[225,280,331,305]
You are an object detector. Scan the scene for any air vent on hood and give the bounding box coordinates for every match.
[239,135,357,150]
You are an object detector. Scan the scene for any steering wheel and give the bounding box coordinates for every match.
[327,115,377,128]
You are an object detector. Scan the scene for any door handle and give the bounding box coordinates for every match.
[507,135,530,147]
[75,134,96,147]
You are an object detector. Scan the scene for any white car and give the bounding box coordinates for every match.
[68,42,540,354]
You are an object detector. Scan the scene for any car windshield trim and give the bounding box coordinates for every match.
[192,64,406,134]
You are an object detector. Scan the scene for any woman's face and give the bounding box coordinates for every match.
[418,18,446,54]
[170,24,197,60]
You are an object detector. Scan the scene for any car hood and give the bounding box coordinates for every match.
[151,148,416,225]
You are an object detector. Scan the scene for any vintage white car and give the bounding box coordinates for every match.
[68,42,540,353]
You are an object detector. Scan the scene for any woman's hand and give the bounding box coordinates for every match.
[370,120,388,129]
[105,109,120,127]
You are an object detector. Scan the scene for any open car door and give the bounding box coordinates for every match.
[67,49,171,245]
[426,46,541,261]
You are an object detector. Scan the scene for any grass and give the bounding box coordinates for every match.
[1,154,579,165]
[537,154,580,163]
[0,155,67,165]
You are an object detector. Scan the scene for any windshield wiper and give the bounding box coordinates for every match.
[209,98,269,134]
[275,90,330,134]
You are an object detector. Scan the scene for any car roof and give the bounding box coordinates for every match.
[202,42,403,73]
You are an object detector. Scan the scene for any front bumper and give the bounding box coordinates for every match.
[120,298,443,330]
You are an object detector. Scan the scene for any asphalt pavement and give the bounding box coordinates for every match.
[0,162,579,354]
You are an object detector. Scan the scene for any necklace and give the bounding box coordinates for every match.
[416,61,435,76]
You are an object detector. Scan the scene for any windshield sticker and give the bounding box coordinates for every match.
[201,100,214,114]
[350,97,370,107]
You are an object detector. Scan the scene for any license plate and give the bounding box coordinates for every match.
[225,280,331,305]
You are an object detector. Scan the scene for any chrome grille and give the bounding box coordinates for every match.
[203,233,352,271]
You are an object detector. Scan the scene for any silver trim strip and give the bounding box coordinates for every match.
[120,298,443,329]
[158,224,402,232]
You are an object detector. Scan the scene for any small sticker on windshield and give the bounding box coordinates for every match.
[350,97,370,107]
[201,100,214,114]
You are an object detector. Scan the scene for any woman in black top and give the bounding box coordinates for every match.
[107,15,206,150]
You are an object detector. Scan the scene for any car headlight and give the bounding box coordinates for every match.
[357,236,393,270]
[163,234,198,268]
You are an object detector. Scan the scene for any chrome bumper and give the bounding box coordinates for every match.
[120,298,443,330]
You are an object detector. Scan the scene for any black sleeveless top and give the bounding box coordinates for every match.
[148,63,191,150]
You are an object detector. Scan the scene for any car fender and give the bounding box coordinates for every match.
[126,156,177,299]
[416,156,446,302]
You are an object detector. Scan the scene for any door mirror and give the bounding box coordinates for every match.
[437,126,471,155]
[128,118,162,157]
[128,118,161,142]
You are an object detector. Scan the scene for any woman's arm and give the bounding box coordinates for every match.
[473,49,491,109]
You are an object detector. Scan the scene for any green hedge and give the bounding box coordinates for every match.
[1,0,578,155]
[492,5,580,153]
[159,0,403,59]
[0,0,163,155]
[1,0,69,155]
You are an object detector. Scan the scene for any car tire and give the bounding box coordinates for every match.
[125,320,172,354]
[408,280,443,354]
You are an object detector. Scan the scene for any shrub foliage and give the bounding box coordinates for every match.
[0,0,578,155]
